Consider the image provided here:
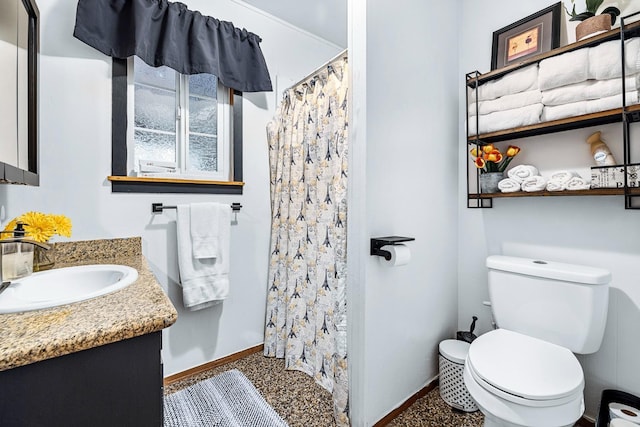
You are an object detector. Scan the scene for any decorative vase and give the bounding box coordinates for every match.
[479,172,504,194]
[576,14,612,42]
[33,244,55,272]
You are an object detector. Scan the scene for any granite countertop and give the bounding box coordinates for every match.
[0,237,178,371]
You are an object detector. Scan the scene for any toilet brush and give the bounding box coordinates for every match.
[457,316,478,343]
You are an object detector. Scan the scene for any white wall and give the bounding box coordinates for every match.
[0,0,342,377]
[348,1,460,425]
[459,0,640,419]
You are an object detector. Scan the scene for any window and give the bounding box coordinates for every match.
[110,57,244,194]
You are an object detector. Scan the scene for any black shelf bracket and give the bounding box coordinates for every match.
[370,236,415,260]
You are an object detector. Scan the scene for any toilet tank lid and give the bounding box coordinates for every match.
[487,255,611,285]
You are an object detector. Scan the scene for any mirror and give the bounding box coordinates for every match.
[0,0,39,185]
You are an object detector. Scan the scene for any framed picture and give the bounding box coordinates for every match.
[491,2,561,70]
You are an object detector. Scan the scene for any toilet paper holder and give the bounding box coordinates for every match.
[370,236,415,260]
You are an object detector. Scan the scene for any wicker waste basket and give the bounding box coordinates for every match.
[439,339,478,412]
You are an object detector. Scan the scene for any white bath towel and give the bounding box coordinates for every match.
[541,74,640,106]
[549,170,580,185]
[469,90,542,115]
[539,48,589,91]
[190,202,223,259]
[546,180,566,192]
[565,176,591,190]
[469,64,539,102]
[521,175,547,192]
[507,165,540,184]
[176,204,231,311]
[589,37,640,81]
[468,103,543,135]
[541,91,639,122]
[498,178,521,193]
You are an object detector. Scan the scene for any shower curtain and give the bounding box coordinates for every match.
[264,55,349,426]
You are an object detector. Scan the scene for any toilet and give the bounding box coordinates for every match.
[463,255,611,427]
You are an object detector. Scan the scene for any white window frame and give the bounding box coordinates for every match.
[126,57,232,182]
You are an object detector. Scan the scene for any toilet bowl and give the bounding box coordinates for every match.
[464,329,585,427]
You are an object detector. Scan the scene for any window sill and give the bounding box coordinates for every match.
[107,175,244,194]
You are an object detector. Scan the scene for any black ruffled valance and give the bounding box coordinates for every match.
[73,0,272,92]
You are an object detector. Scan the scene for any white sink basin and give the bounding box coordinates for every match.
[0,264,138,314]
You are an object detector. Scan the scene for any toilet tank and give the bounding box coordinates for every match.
[487,255,611,354]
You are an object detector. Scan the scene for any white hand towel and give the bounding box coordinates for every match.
[549,170,580,185]
[507,165,540,184]
[521,175,547,192]
[498,178,521,193]
[539,48,589,91]
[190,202,222,259]
[541,91,639,122]
[469,64,539,102]
[468,103,543,135]
[565,176,591,190]
[176,204,231,311]
[546,180,565,192]
[541,74,640,106]
[469,90,542,115]
[588,37,640,81]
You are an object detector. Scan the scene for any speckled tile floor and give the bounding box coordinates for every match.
[165,351,484,426]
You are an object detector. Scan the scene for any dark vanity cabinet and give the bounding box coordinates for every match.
[0,332,164,427]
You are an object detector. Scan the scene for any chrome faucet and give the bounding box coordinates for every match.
[0,223,51,293]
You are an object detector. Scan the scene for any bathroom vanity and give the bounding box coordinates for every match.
[0,237,177,427]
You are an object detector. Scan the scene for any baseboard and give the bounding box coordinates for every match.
[163,344,264,386]
[373,378,440,427]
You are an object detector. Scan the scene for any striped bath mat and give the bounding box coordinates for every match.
[164,369,289,427]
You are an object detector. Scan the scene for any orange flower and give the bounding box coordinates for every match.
[484,150,503,163]
[482,144,495,154]
[506,145,521,157]
[469,147,481,158]
[474,157,485,169]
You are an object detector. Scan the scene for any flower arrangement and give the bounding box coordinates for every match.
[3,211,72,243]
[470,144,521,174]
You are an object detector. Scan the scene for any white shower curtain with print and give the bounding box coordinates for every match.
[264,55,349,426]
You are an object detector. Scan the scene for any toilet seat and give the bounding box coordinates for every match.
[467,329,584,407]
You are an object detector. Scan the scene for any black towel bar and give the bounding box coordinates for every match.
[151,202,242,214]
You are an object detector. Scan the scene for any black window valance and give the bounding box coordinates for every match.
[73,0,272,92]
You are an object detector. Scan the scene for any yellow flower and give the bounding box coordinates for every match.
[52,215,72,238]
[506,145,521,157]
[20,211,55,243]
[3,218,17,234]
[482,144,495,154]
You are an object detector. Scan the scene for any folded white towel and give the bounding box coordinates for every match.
[541,91,639,122]
[589,38,640,81]
[541,74,640,106]
[546,180,566,192]
[521,175,547,192]
[565,176,591,190]
[539,48,589,91]
[190,202,222,259]
[468,103,543,135]
[177,204,231,311]
[507,165,540,184]
[469,90,542,115]
[470,64,539,102]
[498,178,521,193]
[549,170,580,185]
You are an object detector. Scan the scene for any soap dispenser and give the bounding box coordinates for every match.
[0,222,35,282]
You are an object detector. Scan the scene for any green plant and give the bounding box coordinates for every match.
[565,0,621,25]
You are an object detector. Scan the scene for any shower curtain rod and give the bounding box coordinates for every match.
[287,48,348,91]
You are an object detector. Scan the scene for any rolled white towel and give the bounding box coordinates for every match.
[546,180,566,192]
[549,170,580,185]
[498,178,521,193]
[521,175,547,192]
[507,165,540,184]
[469,90,542,115]
[565,176,591,190]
